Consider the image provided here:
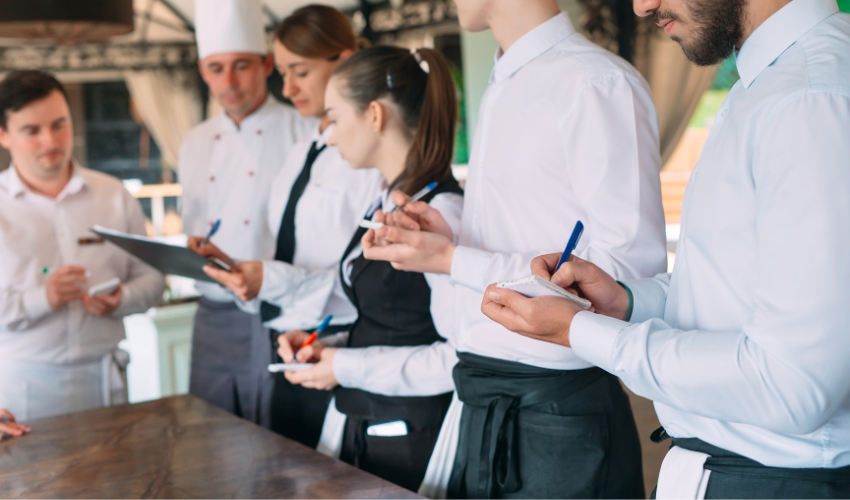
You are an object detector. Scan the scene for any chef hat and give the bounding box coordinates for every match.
[195,0,267,60]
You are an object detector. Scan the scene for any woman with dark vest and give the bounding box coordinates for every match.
[198,5,381,448]
[277,46,464,491]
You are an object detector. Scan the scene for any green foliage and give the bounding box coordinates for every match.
[711,56,740,91]
[451,62,469,165]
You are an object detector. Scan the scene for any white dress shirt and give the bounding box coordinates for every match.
[179,96,314,303]
[0,164,166,363]
[255,125,382,332]
[571,0,850,468]
[330,188,464,395]
[450,12,667,370]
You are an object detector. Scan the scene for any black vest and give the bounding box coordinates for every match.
[334,177,463,426]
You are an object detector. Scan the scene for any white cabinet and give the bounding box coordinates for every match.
[121,301,197,403]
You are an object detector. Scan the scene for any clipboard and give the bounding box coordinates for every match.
[92,225,229,282]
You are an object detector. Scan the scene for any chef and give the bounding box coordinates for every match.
[179,0,313,426]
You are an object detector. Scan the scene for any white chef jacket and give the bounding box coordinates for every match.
[571,0,850,468]
[0,163,166,363]
[179,96,314,302]
[251,125,382,332]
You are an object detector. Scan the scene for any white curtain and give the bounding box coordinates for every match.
[634,31,719,165]
[123,70,203,170]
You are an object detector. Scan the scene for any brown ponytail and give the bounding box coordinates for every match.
[333,46,458,195]
[275,4,370,60]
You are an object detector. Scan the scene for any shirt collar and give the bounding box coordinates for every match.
[490,12,576,84]
[735,0,838,89]
[219,94,277,132]
[0,160,87,200]
[314,123,333,148]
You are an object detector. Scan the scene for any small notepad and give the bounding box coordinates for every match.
[497,275,592,309]
[268,363,314,373]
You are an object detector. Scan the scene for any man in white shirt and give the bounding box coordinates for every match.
[482,0,850,497]
[180,0,312,427]
[362,0,667,497]
[0,71,165,421]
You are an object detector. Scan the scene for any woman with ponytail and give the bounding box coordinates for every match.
[277,46,464,491]
[198,5,381,448]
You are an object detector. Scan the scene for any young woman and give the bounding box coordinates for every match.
[197,5,381,448]
[277,46,464,491]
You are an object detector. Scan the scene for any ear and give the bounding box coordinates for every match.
[0,126,10,150]
[337,48,354,63]
[368,100,386,133]
[198,60,211,85]
[262,54,275,78]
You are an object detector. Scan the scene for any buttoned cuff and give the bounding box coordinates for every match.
[620,278,667,323]
[333,348,364,390]
[450,245,492,293]
[570,311,629,372]
[22,286,53,322]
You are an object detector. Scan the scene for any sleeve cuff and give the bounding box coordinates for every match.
[450,245,492,293]
[333,348,365,389]
[570,311,628,372]
[322,331,349,348]
[22,286,53,321]
[620,277,667,323]
[258,260,301,304]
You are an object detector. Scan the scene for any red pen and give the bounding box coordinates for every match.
[292,314,333,361]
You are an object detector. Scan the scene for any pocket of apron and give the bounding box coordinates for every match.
[515,410,609,499]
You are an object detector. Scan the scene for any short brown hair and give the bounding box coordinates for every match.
[0,71,68,130]
[274,4,369,60]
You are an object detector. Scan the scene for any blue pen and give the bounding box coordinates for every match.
[392,181,439,212]
[554,221,584,273]
[200,219,221,248]
[293,314,333,360]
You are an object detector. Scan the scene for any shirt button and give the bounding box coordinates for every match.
[248,171,254,177]
[214,134,221,141]
[209,176,215,182]
[209,221,215,227]
[244,219,249,225]
[256,130,262,136]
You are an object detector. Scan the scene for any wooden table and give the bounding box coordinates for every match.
[0,395,420,499]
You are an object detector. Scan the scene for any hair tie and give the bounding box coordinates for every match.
[410,48,430,74]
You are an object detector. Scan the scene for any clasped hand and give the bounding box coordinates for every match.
[480,254,631,347]
[362,190,455,274]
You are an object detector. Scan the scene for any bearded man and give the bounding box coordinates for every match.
[481,0,850,498]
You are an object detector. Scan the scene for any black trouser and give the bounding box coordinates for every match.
[448,352,644,499]
[339,416,443,492]
[267,326,348,448]
[650,432,850,499]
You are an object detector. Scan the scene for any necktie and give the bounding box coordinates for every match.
[261,141,327,322]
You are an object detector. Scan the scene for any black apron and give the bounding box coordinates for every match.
[269,323,350,448]
[650,429,850,499]
[261,140,340,448]
[334,177,462,492]
[448,352,645,499]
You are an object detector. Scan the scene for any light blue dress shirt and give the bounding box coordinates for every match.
[571,0,850,468]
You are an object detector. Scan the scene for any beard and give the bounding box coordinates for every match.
[654,0,747,66]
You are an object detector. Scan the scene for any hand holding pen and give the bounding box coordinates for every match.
[277,314,334,363]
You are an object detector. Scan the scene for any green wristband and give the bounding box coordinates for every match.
[616,281,634,322]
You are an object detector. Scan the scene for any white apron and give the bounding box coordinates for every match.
[0,348,129,421]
